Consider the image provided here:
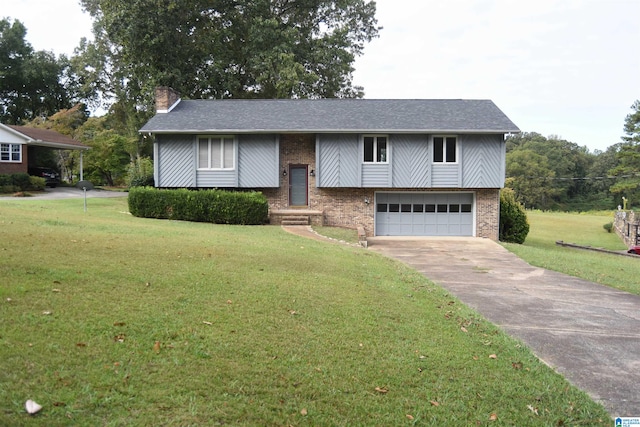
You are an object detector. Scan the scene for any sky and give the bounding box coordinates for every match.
[3,0,640,152]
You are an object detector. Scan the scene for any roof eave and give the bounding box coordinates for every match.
[26,140,91,150]
[140,128,521,135]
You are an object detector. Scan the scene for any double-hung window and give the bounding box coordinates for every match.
[198,136,235,169]
[433,136,457,163]
[0,143,22,162]
[363,135,388,163]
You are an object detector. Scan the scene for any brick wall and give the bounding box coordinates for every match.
[0,147,28,175]
[262,134,502,240]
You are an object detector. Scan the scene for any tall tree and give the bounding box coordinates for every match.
[0,18,76,124]
[77,0,380,109]
[609,100,640,208]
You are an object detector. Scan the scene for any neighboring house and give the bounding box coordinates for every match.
[0,124,89,176]
[140,87,520,240]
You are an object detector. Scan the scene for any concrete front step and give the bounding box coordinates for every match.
[281,216,310,226]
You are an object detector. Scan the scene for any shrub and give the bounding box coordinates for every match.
[126,157,155,188]
[0,173,44,193]
[603,222,613,233]
[500,188,530,244]
[128,187,269,225]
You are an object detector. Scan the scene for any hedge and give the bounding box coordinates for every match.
[128,187,269,225]
[0,173,46,193]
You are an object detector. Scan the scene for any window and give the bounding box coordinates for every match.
[198,136,234,169]
[0,143,21,162]
[363,136,388,163]
[433,136,457,163]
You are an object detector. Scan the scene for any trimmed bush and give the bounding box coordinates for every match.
[128,187,269,225]
[0,173,45,193]
[500,188,530,244]
[603,222,613,233]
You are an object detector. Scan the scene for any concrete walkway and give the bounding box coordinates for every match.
[365,236,640,417]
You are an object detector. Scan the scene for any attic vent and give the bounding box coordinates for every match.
[155,87,181,113]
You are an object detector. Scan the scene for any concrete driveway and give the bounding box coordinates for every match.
[0,186,127,200]
[367,236,640,417]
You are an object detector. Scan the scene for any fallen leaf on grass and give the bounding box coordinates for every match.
[406,414,414,420]
[512,361,523,370]
[76,343,87,347]
[489,412,498,421]
[300,408,308,416]
[374,387,388,394]
[153,341,161,353]
[527,404,538,415]
[42,311,52,315]
[113,322,126,327]
[203,321,213,325]
[460,326,468,333]
[52,288,61,293]
[226,300,233,304]
[289,310,297,315]
[113,334,125,343]
[430,400,439,406]
[489,354,497,359]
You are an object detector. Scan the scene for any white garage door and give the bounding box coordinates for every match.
[375,193,474,236]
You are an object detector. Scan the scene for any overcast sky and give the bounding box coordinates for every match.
[4,0,639,152]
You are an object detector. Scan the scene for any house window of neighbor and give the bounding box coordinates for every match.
[433,136,457,163]
[198,136,235,169]
[0,143,21,162]
[363,136,388,163]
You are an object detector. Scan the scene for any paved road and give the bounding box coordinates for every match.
[367,236,640,417]
[0,186,127,200]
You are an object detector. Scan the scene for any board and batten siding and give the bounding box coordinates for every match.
[155,135,196,187]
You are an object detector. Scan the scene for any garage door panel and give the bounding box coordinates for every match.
[375,192,473,237]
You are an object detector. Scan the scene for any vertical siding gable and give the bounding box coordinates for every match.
[461,134,505,188]
[156,135,196,187]
[317,134,359,187]
[238,134,279,187]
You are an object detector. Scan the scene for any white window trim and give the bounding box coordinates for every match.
[197,135,236,170]
[362,134,390,164]
[432,135,458,164]
[0,143,22,163]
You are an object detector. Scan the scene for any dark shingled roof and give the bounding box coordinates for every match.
[6,125,89,150]
[140,99,520,134]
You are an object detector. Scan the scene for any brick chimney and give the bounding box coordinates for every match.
[155,86,181,113]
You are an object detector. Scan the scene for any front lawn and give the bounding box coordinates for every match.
[0,198,610,425]
[503,210,640,295]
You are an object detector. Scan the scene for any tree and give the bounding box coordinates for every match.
[609,100,640,209]
[77,0,380,108]
[505,149,558,209]
[0,18,76,124]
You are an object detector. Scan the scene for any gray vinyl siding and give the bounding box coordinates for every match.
[460,134,505,187]
[362,164,391,187]
[431,164,461,187]
[316,134,359,187]
[391,134,430,187]
[196,170,237,187]
[238,134,279,187]
[155,135,196,187]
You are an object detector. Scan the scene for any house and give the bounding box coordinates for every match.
[140,87,520,240]
[0,124,89,177]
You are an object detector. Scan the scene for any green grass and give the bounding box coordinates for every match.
[312,225,359,244]
[0,198,611,426]
[503,210,640,295]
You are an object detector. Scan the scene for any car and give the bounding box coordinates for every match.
[627,246,640,255]
[28,167,60,188]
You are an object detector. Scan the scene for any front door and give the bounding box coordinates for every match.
[289,165,308,206]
